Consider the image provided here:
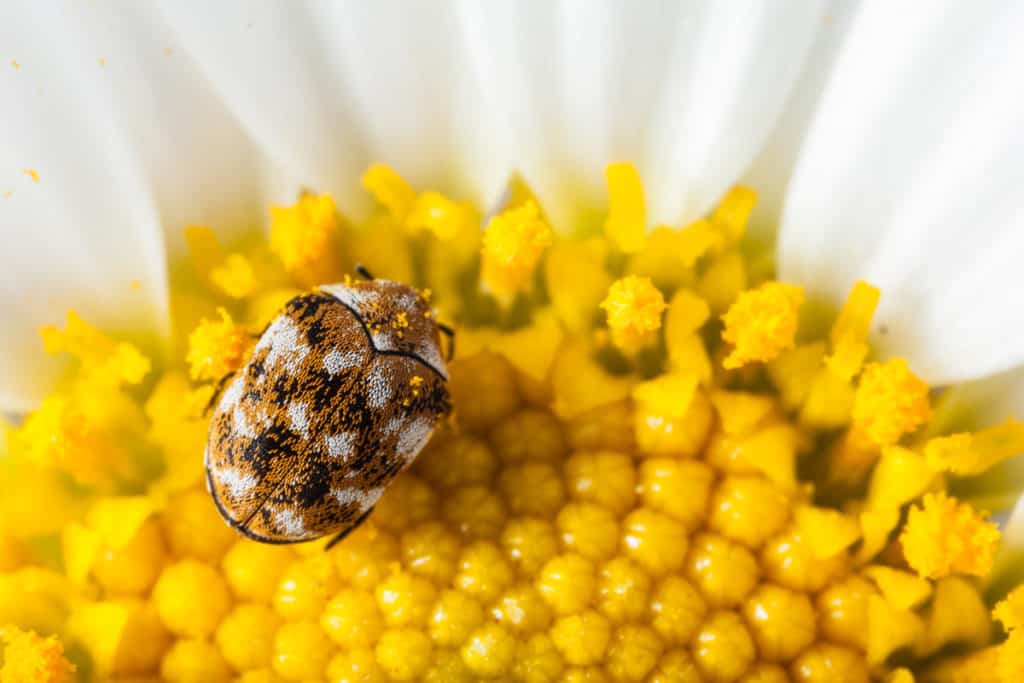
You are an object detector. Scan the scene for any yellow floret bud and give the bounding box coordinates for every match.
[362,163,417,222]
[375,568,438,627]
[648,649,702,683]
[741,663,791,683]
[236,667,287,683]
[900,492,1000,579]
[721,282,804,369]
[852,358,931,446]
[815,575,876,651]
[64,599,170,677]
[272,620,333,681]
[153,559,232,637]
[443,484,508,539]
[925,419,1024,476]
[500,517,560,576]
[601,275,667,351]
[222,540,294,603]
[649,576,707,645]
[826,280,880,380]
[186,308,249,382]
[454,541,514,604]
[604,162,646,253]
[639,459,715,530]
[492,409,566,463]
[742,584,816,662]
[685,532,759,609]
[160,638,231,682]
[216,603,281,671]
[401,520,462,584]
[422,648,473,683]
[500,461,565,517]
[606,624,665,681]
[429,589,484,646]
[321,588,382,649]
[995,585,1024,633]
[460,623,517,677]
[711,185,757,245]
[373,474,436,530]
[790,644,868,683]
[708,476,791,549]
[514,632,565,683]
[326,647,384,683]
[886,668,915,683]
[91,517,167,596]
[691,610,756,682]
[564,450,636,515]
[556,502,619,561]
[632,376,713,457]
[915,576,991,658]
[596,556,652,624]
[493,583,554,634]
[331,524,399,590]
[481,200,553,299]
[375,628,433,681]
[406,191,474,241]
[551,339,635,420]
[760,528,848,593]
[550,610,611,666]
[415,433,498,491]
[273,554,340,621]
[448,351,522,429]
[161,486,237,562]
[210,252,258,299]
[0,626,75,683]
[536,554,597,616]
[621,508,688,576]
[269,192,341,287]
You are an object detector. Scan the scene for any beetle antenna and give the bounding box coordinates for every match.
[355,264,374,281]
[437,323,456,361]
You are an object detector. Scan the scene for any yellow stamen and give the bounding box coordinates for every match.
[406,191,474,241]
[710,185,756,245]
[863,566,933,611]
[209,253,257,299]
[793,505,860,559]
[269,192,342,287]
[826,280,880,380]
[480,200,553,299]
[720,281,804,369]
[600,275,667,352]
[41,309,150,386]
[900,492,1000,579]
[925,419,1024,476]
[185,308,249,382]
[362,163,417,223]
[852,358,931,447]
[603,162,646,254]
[0,625,75,683]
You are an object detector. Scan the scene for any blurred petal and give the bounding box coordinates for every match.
[0,3,261,413]
[780,0,1024,384]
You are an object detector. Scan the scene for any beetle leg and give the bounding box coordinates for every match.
[355,264,375,281]
[204,372,234,416]
[437,323,456,361]
[324,506,376,550]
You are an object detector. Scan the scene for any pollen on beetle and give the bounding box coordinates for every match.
[9,162,1024,683]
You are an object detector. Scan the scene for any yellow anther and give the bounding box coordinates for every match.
[863,566,933,611]
[852,358,931,446]
[185,308,249,382]
[900,492,1000,579]
[209,252,257,299]
[41,309,150,386]
[362,163,417,222]
[269,192,342,287]
[603,162,646,253]
[826,280,880,380]
[711,185,757,244]
[793,505,860,559]
[601,275,667,351]
[925,419,1024,476]
[995,585,1024,633]
[0,625,75,683]
[867,594,924,665]
[481,200,553,299]
[406,191,474,241]
[677,219,724,267]
[721,282,804,369]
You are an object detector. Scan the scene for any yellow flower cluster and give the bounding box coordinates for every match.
[2,161,1024,682]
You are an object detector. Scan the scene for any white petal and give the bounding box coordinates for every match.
[0,3,261,412]
[780,1,1024,384]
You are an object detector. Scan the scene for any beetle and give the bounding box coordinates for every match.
[205,266,453,549]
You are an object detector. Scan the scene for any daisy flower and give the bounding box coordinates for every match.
[2,2,1024,682]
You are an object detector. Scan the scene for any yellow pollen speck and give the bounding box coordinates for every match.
[600,275,667,352]
[24,169,39,183]
[604,162,646,253]
[900,492,1000,580]
[721,281,804,369]
[481,200,553,299]
[852,358,931,446]
[995,585,1024,633]
[362,163,417,222]
[924,419,1024,476]
[269,192,342,287]
[10,60,19,69]
[410,376,424,387]
[0,625,75,683]
[186,308,249,382]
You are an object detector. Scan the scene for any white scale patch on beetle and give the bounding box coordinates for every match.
[287,401,310,439]
[232,405,256,439]
[321,283,380,312]
[325,432,356,461]
[323,348,363,376]
[257,315,309,376]
[396,415,435,461]
[333,485,385,512]
[217,467,258,499]
[365,365,393,409]
[217,375,245,413]
[272,508,309,538]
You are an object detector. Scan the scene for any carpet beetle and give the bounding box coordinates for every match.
[206,268,452,548]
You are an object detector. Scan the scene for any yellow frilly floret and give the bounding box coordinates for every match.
[481,200,553,299]
[852,358,931,446]
[40,309,150,387]
[604,162,646,254]
[721,281,804,369]
[269,191,342,287]
[900,492,1000,580]
[0,625,75,683]
[995,585,1024,634]
[601,275,667,352]
[185,308,249,382]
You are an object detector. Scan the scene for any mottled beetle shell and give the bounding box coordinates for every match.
[206,280,450,544]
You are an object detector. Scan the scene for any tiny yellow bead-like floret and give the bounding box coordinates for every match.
[481,200,553,299]
[0,625,75,683]
[852,358,931,446]
[185,308,249,382]
[900,492,1000,579]
[721,282,804,369]
[601,275,667,352]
